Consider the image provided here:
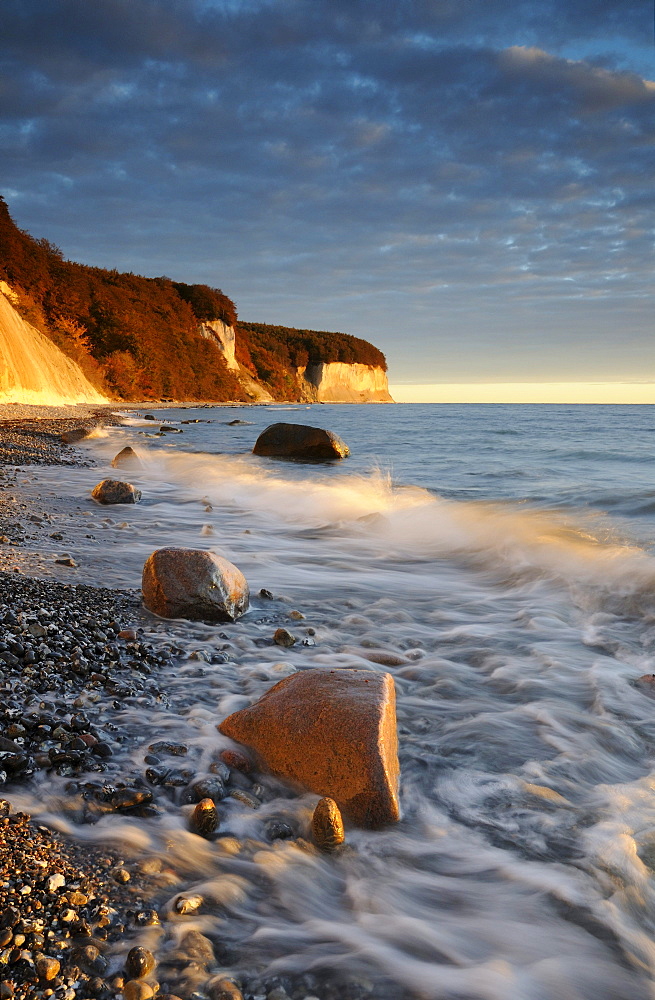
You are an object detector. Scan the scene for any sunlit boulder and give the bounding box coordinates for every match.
[142,546,249,623]
[111,445,142,469]
[219,667,399,827]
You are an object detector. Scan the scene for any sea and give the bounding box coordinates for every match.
[13,402,655,1000]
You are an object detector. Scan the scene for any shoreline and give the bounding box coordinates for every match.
[0,411,175,999]
[0,410,347,1000]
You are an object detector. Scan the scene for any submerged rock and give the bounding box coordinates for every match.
[111,446,143,470]
[252,422,350,461]
[142,547,249,622]
[219,668,400,827]
[91,479,141,505]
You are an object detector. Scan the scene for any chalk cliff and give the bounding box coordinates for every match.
[199,319,239,371]
[0,285,107,405]
[299,362,394,403]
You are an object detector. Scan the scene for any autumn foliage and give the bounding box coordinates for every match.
[0,197,387,402]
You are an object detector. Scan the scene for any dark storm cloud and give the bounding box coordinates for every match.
[1,0,653,381]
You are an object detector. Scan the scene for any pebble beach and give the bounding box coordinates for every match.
[0,405,169,1000]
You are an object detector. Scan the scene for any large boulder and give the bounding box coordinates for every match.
[219,668,399,827]
[111,446,143,469]
[91,479,141,504]
[252,423,349,461]
[142,547,249,623]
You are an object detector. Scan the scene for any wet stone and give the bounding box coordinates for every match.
[148,741,188,756]
[126,946,156,979]
[273,628,296,648]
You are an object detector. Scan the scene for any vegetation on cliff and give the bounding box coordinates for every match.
[0,197,387,401]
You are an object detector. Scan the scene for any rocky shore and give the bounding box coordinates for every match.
[0,409,384,1000]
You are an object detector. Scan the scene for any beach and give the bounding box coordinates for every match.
[3,402,655,1000]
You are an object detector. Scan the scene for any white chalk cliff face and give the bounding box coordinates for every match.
[301,362,394,403]
[0,285,107,405]
[199,319,239,370]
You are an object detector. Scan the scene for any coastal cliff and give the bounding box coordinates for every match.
[0,196,392,405]
[300,362,393,403]
[0,284,107,405]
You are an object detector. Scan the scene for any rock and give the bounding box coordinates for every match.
[125,946,155,979]
[312,796,345,852]
[219,748,252,773]
[142,547,249,622]
[273,627,296,648]
[35,954,60,980]
[266,820,295,841]
[174,893,203,914]
[148,740,188,756]
[91,479,142,505]
[61,428,91,444]
[252,423,350,461]
[123,982,154,1000]
[144,413,155,420]
[111,446,143,470]
[219,668,400,828]
[190,798,218,837]
[208,978,243,1000]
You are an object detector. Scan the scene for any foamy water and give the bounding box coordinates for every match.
[10,403,655,999]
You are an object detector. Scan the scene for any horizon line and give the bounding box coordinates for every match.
[388,381,655,404]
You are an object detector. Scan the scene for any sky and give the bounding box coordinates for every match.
[1,0,653,402]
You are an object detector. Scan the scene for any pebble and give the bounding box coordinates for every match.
[273,628,296,647]
[311,797,345,852]
[174,893,203,914]
[148,741,188,756]
[219,748,252,773]
[207,977,243,1000]
[35,954,60,980]
[123,982,154,1000]
[190,798,219,837]
[125,945,156,979]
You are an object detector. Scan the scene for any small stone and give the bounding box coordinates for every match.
[148,741,188,756]
[46,873,65,893]
[288,610,304,620]
[174,894,203,915]
[110,788,153,811]
[185,777,226,803]
[91,479,142,505]
[118,629,138,640]
[273,628,296,647]
[259,588,274,600]
[125,946,155,979]
[312,797,345,852]
[123,982,154,1000]
[207,977,243,1000]
[35,954,60,980]
[112,867,131,883]
[219,748,252,773]
[190,798,218,837]
[266,820,295,841]
[228,788,260,809]
[55,557,77,567]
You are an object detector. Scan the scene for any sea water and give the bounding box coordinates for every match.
[12,402,655,999]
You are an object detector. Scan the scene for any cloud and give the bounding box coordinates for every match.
[0,0,653,382]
